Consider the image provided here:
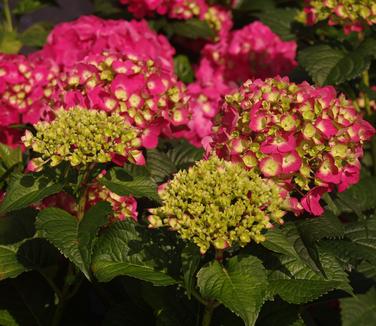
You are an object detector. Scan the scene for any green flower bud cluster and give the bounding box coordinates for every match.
[22,107,143,168]
[148,156,286,254]
[298,0,376,33]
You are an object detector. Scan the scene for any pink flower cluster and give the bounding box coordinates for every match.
[201,21,297,83]
[56,51,188,149]
[34,192,78,215]
[119,0,208,20]
[37,15,175,72]
[181,21,297,146]
[87,181,138,222]
[209,77,375,216]
[0,16,177,149]
[299,0,376,34]
[0,53,59,127]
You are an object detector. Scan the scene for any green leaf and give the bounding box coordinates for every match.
[17,238,58,270]
[0,173,63,214]
[93,0,123,16]
[0,144,22,170]
[0,310,18,326]
[146,141,203,183]
[146,149,176,183]
[264,223,324,275]
[268,248,351,304]
[197,255,268,326]
[0,243,27,281]
[340,288,376,326]
[297,211,344,242]
[12,0,50,15]
[298,45,345,86]
[299,39,376,86]
[171,19,215,40]
[19,23,50,47]
[174,55,194,83]
[323,217,376,266]
[35,208,85,273]
[92,220,177,286]
[0,208,37,245]
[166,141,204,170]
[0,31,22,54]
[100,166,160,202]
[36,203,112,280]
[269,279,342,305]
[77,201,112,272]
[357,261,376,281]
[336,177,376,212]
[181,243,201,299]
[262,227,299,258]
[233,0,275,11]
[258,8,298,41]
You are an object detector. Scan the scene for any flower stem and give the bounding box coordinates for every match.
[322,193,340,216]
[201,301,215,326]
[2,0,13,32]
[372,137,376,176]
[215,249,224,263]
[362,70,372,116]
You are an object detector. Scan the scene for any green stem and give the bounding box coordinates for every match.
[372,137,376,176]
[362,70,372,116]
[322,193,340,216]
[201,301,216,326]
[76,166,94,220]
[215,249,224,263]
[191,288,208,305]
[39,271,63,302]
[51,264,80,326]
[2,0,13,32]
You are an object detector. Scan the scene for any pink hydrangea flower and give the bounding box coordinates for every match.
[201,21,297,83]
[0,128,23,148]
[120,0,208,20]
[0,53,60,136]
[87,180,138,222]
[35,16,175,72]
[172,21,296,147]
[209,77,375,216]
[55,51,188,149]
[34,192,78,215]
[163,58,231,146]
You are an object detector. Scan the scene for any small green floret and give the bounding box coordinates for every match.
[148,156,286,254]
[22,107,142,168]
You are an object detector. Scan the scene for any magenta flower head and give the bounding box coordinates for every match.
[201,21,297,83]
[87,178,138,223]
[35,16,175,72]
[170,21,297,147]
[56,51,188,149]
[0,53,59,127]
[210,77,375,216]
[119,0,208,20]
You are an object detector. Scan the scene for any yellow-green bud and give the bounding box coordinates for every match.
[22,107,141,168]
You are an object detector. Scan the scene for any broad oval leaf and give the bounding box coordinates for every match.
[0,173,63,214]
[197,255,268,326]
[99,167,160,202]
[0,243,27,281]
[36,202,112,280]
[340,287,376,326]
[92,220,177,286]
